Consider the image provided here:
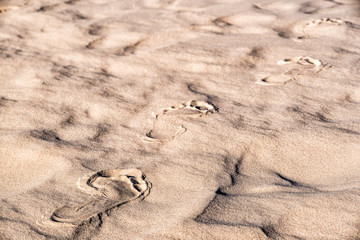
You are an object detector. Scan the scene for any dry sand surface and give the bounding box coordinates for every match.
[1,0,360,239]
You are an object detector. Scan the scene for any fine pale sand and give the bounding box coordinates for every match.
[1,0,360,239]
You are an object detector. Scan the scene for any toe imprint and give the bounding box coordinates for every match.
[305,18,344,28]
[156,100,218,118]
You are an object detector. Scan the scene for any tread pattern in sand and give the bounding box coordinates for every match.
[51,168,151,224]
[140,100,218,143]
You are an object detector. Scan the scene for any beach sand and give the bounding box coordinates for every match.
[0,0,360,239]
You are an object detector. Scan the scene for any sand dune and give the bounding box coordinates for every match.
[0,0,360,239]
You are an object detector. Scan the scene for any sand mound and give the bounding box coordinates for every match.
[0,135,70,198]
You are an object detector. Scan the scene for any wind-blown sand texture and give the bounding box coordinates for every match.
[1,0,360,239]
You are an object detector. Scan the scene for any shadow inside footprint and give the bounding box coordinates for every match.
[140,100,218,143]
[51,168,151,224]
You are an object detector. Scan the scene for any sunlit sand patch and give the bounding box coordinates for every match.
[0,5,19,13]
[344,90,360,103]
[0,135,70,198]
[0,0,29,13]
[256,56,328,86]
[253,133,360,190]
[139,100,218,143]
[141,0,181,9]
[253,1,300,13]
[51,168,151,224]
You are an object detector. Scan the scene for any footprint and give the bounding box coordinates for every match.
[140,100,218,143]
[256,56,327,86]
[292,18,357,40]
[301,18,345,38]
[51,168,151,224]
[274,17,359,41]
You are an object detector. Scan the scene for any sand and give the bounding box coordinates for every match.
[0,0,360,239]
